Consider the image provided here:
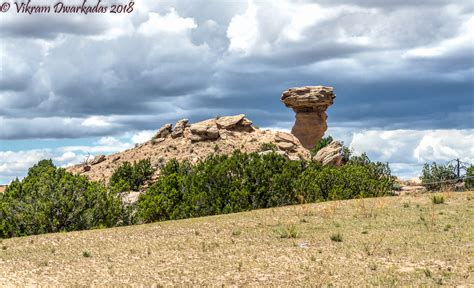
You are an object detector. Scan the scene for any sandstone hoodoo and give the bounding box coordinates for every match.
[281,86,336,149]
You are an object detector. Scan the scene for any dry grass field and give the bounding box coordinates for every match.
[0,191,473,286]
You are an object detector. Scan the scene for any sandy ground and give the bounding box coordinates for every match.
[0,191,473,286]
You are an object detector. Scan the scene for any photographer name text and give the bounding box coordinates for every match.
[1,0,134,14]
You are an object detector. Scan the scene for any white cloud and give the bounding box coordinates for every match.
[349,129,474,179]
[131,130,155,144]
[403,16,474,59]
[0,149,52,182]
[54,151,76,162]
[82,116,112,127]
[227,0,259,54]
[138,9,197,36]
[0,132,153,183]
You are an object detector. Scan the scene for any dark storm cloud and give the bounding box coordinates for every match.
[0,0,472,139]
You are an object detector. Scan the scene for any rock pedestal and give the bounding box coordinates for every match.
[281,86,335,149]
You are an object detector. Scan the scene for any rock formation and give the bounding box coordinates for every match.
[171,119,189,138]
[66,114,310,183]
[153,123,172,139]
[90,154,106,165]
[189,121,220,142]
[312,141,344,167]
[281,86,336,149]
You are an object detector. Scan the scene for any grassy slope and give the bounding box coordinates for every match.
[0,192,473,286]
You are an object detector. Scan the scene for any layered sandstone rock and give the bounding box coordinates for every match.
[171,119,189,138]
[66,114,310,183]
[153,123,173,139]
[90,154,106,165]
[189,121,220,142]
[281,86,335,149]
[312,141,343,167]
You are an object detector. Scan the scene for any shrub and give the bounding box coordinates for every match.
[465,165,474,190]
[0,160,131,239]
[137,151,394,223]
[421,162,457,191]
[432,194,445,205]
[275,223,299,239]
[109,159,154,192]
[259,142,277,152]
[330,233,343,242]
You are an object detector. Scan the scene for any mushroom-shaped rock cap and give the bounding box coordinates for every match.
[280,86,336,149]
[281,86,335,112]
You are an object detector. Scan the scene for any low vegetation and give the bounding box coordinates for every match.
[0,150,394,239]
[421,162,457,190]
[0,160,132,238]
[109,159,154,192]
[137,151,395,223]
[431,194,445,205]
[466,165,474,189]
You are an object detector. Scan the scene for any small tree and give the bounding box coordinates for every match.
[465,165,474,190]
[109,159,154,192]
[310,136,333,156]
[420,162,457,191]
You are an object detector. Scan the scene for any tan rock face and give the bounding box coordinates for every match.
[281,86,335,149]
[171,119,189,138]
[312,141,343,167]
[153,123,173,139]
[90,154,106,165]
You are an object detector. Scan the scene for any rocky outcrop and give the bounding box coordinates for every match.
[171,119,189,138]
[274,132,300,151]
[90,154,106,165]
[216,114,253,132]
[66,114,311,183]
[281,86,336,149]
[153,123,173,139]
[187,115,254,142]
[312,141,343,167]
[216,114,245,129]
[189,121,220,142]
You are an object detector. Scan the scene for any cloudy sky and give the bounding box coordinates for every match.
[0,0,473,184]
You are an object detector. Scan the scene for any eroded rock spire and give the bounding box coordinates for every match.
[281,86,336,149]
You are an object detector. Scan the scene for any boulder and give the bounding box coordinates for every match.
[189,123,220,142]
[277,141,296,151]
[90,154,106,165]
[171,119,189,138]
[216,114,253,132]
[275,132,298,145]
[240,118,253,127]
[154,123,173,139]
[312,141,343,167]
[281,86,335,149]
[287,155,300,161]
[216,114,246,129]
